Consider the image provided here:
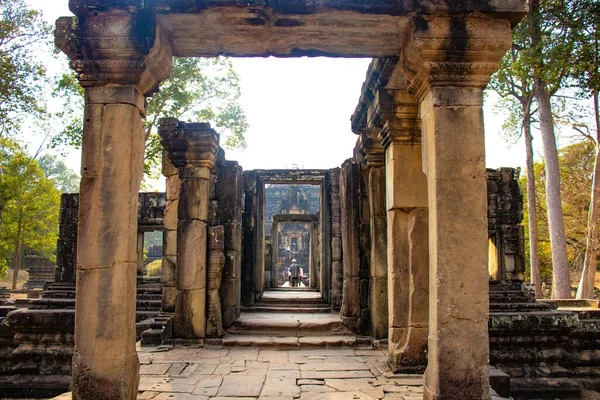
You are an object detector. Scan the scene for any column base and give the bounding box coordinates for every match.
[424,370,491,400]
[388,326,428,373]
[173,288,206,339]
[72,352,139,400]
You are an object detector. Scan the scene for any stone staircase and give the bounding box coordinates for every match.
[488,280,600,399]
[220,289,366,348]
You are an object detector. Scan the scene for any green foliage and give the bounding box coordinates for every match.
[51,56,249,179]
[145,259,162,277]
[37,153,79,193]
[568,0,600,95]
[0,0,51,136]
[522,140,597,279]
[0,143,60,277]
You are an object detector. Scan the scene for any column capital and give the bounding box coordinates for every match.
[158,118,220,175]
[399,16,512,101]
[359,130,385,169]
[378,89,421,149]
[55,11,172,96]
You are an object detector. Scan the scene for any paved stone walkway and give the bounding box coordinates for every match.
[136,347,421,399]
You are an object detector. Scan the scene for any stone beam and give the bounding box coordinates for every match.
[400,16,514,400]
[159,119,220,340]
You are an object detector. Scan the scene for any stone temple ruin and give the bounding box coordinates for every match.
[0,0,599,399]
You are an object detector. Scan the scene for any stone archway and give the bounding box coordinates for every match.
[56,2,528,399]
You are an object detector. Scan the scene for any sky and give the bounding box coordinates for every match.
[26,0,533,190]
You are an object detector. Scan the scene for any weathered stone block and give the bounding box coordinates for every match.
[177,220,207,291]
[173,289,206,339]
[178,178,210,221]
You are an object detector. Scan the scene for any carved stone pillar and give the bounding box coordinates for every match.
[330,168,343,309]
[359,131,388,340]
[55,9,172,399]
[159,120,219,339]
[162,152,179,312]
[340,159,361,332]
[206,225,225,337]
[378,90,429,373]
[400,16,513,399]
[308,221,319,289]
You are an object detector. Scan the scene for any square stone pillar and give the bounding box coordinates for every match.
[71,85,146,399]
[359,131,388,340]
[383,116,429,373]
[399,16,513,399]
[162,153,179,312]
[159,120,219,340]
[56,10,172,398]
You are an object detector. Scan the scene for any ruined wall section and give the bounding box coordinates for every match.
[487,168,525,282]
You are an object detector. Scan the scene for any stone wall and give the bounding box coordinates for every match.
[330,168,343,309]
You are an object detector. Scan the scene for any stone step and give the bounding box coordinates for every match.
[227,312,354,337]
[489,302,557,312]
[510,377,582,399]
[220,334,360,348]
[242,305,331,313]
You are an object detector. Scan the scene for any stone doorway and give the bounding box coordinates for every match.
[53,2,528,399]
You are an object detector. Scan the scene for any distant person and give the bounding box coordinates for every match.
[283,265,291,286]
[290,259,299,287]
[298,264,304,286]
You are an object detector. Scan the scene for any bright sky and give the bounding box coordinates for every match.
[26,0,533,190]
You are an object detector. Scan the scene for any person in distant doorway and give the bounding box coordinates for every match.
[298,264,304,287]
[290,259,299,287]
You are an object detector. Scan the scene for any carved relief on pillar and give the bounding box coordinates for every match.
[55,9,172,96]
[400,16,513,100]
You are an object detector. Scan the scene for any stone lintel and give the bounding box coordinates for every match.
[400,16,513,101]
[272,214,318,223]
[55,12,172,96]
[351,58,398,135]
[158,118,220,173]
[69,0,528,23]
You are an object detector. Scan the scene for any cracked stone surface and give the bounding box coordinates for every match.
[48,346,511,400]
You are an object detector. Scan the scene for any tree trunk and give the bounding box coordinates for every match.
[524,108,542,298]
[11,243,22,290]
[577,89,600,299]
[534,77,571,299]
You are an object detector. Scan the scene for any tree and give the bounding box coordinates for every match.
[489,26,542,296]
[37,153,79,193]
[524,0,575,298]
[0,0,51,137]
[522,141,596,295]
[51,57,249,178]
[568,0,600,299]
[0,146,60,286]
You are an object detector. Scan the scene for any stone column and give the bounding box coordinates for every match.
[271,221,279,287]
[330,168,343,309]
[136,232,145,276]
[400,17,513,399]
[309,221,319,288]
[378,90,429,373]
[216,161,243,327]
[340,159,361,332]
[242,171,257,307]
[206,225,225,337]
[161,153,179,312]
[360,131,388,339]
[55,11,172,399]
[320,172,332,303]
[159,120,219,340]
